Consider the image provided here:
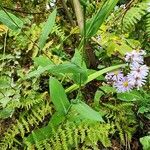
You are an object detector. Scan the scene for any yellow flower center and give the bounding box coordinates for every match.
[123,81,128,87]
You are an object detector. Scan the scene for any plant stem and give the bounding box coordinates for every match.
[72,0,84,33]
[79,5,86,93]
[62,0,75,27]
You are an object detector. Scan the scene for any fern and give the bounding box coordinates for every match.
[7,91,48,110]
[52,24,66,42]
[145,13,150,38]
[103,102,137,146]
[123,2,148,32]
[0,99,52,150]
[32,121,114,150]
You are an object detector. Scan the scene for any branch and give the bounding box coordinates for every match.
[2,5,46,15]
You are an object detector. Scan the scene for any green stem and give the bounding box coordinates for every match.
[79,5,86,92]
[65,64,127,93]
[72,0,84,33]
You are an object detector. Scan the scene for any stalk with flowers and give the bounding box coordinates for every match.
[105,50,149,93]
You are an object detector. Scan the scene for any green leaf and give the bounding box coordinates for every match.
[49,77,70,114]
[71,49,88,84]
[117,90,144,102]
[94,90,104,106]
[27,63,86,78]
[38,9,57,50]
[100,85,116,93]
[86,0,119,38]
[34,56,53,67]
[0,10,23,31]
[140,136,150,150]
[72,101,104,122]
[65,64,126,93]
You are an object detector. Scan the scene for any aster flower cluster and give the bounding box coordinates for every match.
[105,50,149,93]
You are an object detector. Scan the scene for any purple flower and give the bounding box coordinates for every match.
[114,76,133,93]
[128,62,149,89]
[105,71,124,82]
[105,50,149,92]
[105,72,114,81]
[125,50,144,64]
[129,62,149,79]
[127,73,146,89]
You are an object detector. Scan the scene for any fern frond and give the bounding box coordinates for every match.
[52,24,66,41]
[36,122,113,150]
[123,2,148,32]
[0,99,52,150]
[145,13,150,38]
[103,102,137,146]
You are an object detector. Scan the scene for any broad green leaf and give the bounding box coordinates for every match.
[100,85,116,93]
[94,90,104,106]
[71,49,88,84]
[106,41,116,57]
[38,9,56,50]
[71,49,86,68]
[117,90,144,102]
[49,77,70,114]
[0,10,23,31]
[140,136,150,150]
[86,0,119,38]
[115,41,132,55]
[34,56,53,67]
[65,64,126,93]
[72,101,104,122]
[27,63,86,78]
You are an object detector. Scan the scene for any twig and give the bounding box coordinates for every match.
[2,5,46,14]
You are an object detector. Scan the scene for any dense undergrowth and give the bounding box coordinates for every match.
[0,0,150,150]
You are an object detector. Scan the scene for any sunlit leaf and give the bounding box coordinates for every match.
[117,90,144,101]
[86,0,119,38]
[140,136,150,150]
[72,101,104,122]
[0,10,23,31]
[71,49,88,84]
[100,85,116,93]
[27,63,87,78]
[49,77,70,114]
[38,9,57,50]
